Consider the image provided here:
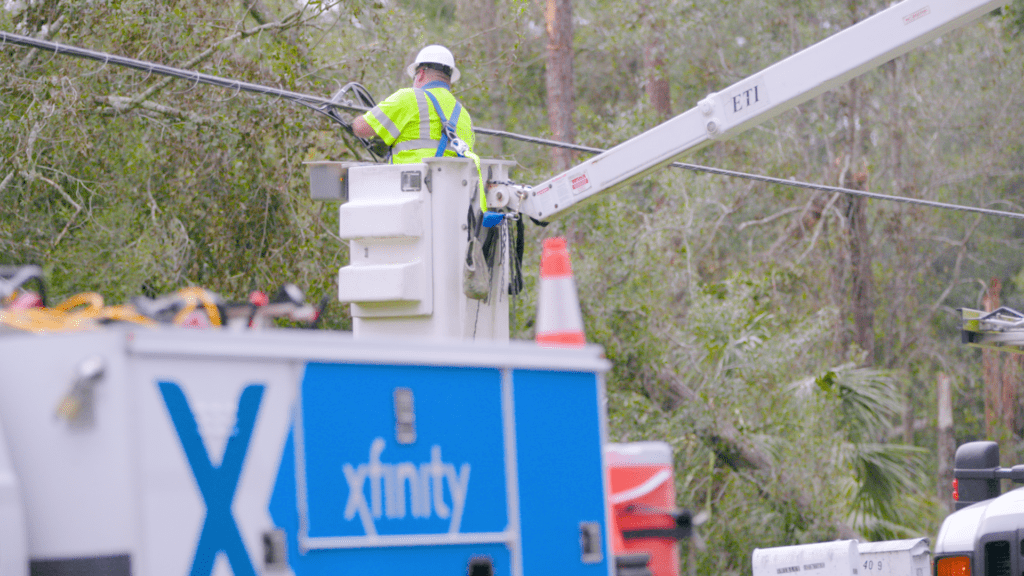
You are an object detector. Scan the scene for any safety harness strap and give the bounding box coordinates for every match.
[418,82,486,212]
[422,89,462,158]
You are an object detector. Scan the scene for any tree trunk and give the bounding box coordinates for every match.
[545,0,575,171]
[1002,354,1018,452]
[840,78,875,365]
[886,59,905,195]
[983,278,1001,439]
[843,174,874,365]
[640,0,671,118]
[847,194,872,360]
[457,0,507,155]
[937,372,954,512]
[903,385,914,445]
[887,56,917,446]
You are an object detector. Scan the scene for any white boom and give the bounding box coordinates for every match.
[325,0,1005,341]
[505,0,1004,222]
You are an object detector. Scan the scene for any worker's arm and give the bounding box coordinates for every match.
[352,115,376,139]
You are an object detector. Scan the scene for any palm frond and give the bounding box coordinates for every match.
[802,364,903,440]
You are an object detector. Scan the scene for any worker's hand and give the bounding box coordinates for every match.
[352,116,377,139]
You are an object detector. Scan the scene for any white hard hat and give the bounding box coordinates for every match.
[406,45,461,83]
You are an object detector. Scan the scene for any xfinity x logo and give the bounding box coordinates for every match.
[342,437,471,536]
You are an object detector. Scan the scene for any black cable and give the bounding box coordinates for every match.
[324,82,387,162]
[481,133,1024,221]
[4,30,1021,220]
[0,31,361,111]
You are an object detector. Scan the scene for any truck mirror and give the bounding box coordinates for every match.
[953,441,1001,509]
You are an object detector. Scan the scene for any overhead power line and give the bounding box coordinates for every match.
[486,131,1024,221]
[3,30,1022,221]
[0,30,362,111]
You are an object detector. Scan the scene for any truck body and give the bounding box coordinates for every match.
[0,0,1017,573]
[0,327,613,576]
[934,487,1024,576]
[932,441,1024,576]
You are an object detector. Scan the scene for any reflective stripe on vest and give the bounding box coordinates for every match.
[414,89,430,140]
[370,107,401,140]
[392,138,458,154]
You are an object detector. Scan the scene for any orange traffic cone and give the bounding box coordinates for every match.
[536,237,586,347]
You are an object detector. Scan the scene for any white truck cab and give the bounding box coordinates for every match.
[934,441,1024,576]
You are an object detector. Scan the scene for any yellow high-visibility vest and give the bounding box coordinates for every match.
[362,84,476,165]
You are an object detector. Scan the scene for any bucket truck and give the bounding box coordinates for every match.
[0,0,1010,574]
[320,0,1007,341]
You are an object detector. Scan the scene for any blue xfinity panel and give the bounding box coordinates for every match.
[269,359,611,576]
[299,363,509,543]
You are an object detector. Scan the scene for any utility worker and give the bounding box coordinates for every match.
[353,45,476,164]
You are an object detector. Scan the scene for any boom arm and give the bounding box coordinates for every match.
[516,0,1003,222]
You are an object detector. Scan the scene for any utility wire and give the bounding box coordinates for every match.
[487,132,1024,221]
[0,31,360,111]
[3,30,1022,221]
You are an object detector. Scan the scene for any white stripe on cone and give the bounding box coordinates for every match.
[536,238,586,347]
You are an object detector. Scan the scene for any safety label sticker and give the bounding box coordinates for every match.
[569,170,592,196]
[551,175,574,209]
[903,6,930,25]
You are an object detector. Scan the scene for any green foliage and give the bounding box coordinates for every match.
[0,0,392,327]
[4,0,1024,572]
[603,272,938,570]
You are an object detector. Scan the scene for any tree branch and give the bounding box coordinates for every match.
[795,192,841,265]
[766,192,832,258]
[0,172,14,197]
[18,15,66,71]
[927,215,982,320]
[737,206,802,231]
[94,95,212,124]
[23,171,81,211]
[24,115,49,161]
[98,10,304,117]
[660,370,863,541]
[241,0,272,25]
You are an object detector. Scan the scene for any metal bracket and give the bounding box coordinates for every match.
[393,387,416,444]
[579,522,603,564]
[55,355,106,428]
[263,529,288,571]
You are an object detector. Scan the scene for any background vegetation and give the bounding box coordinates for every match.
[4,0,1024,573]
